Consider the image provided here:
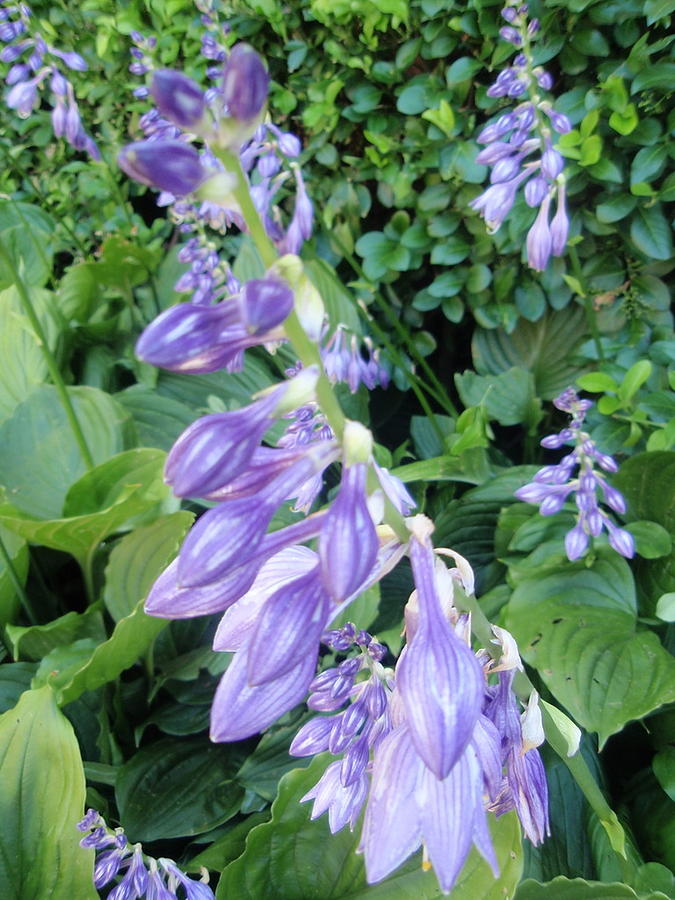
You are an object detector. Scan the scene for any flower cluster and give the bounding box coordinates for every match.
[515,387,635,561]
[291,524,549,894]
[120,43,549,895]
[0,0,99,158]
[471,0,570,270]
[77,809,215,899]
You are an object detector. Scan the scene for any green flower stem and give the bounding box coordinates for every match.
[215,147,412,542]
[0,532,37,625]
[569,246,605,362]
[0,237,95,471]
[458,587,629,865]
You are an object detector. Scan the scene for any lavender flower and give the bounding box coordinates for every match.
[471,1,569,270]
[77,810,215,899]
[0,1,99,157]
[515,387,634,561]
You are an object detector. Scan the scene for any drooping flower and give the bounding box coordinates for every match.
[515,387,634,561]
[77,811,215,899]
[471,1,570,269]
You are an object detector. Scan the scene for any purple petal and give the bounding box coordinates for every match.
[210,643,318,741]
[362,726,423,884]
[318,463,378,602]
[145,557,257,618]
[151,69,206,128]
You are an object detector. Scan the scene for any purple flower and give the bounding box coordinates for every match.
[238,277,294,334]
[221,43,269,122]
[150,69,206,129]
[526,193,553,271]
[118,140,207,196]
[515,388,633,561]
[318,462,379,602]
[395,529,484,779]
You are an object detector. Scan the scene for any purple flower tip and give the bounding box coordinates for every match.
[151,69,207,129]
[118,140,206,196]
[222,43,269,122]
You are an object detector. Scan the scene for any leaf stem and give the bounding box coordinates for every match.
[0,237,95,470]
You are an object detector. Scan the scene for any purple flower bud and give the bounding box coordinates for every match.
[6,78,37,116]
[501,7,518,22]
[290,715,334,756]
[239,277,294,334]
[164,388,282,498]
[118,140,206,196]
[477,112,516,144]
[151,69,207,129]
[541,146,564,180]
[0,40,27,62]
[539,492,568,515]
[499,26,522,45]
[607,523,635,558]
[527,18,540,35]
[318,463,379,602]
[537,70,553,90]
[540,431,569,449]
[475,141,514,165]
[524,175,549,207]
[594,452,619,473]
[550,182,569,256]
[490,155,521,183]
[222,43,269,122]
[548,109,572,134]
[57,49,87,71]
[6,61,29,84]
[507,79,528,97]
[278,131,301,156]
[526,193,552,271]
[565,524,588,561]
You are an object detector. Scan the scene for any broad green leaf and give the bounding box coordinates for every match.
[54,598,169,706]
[0,286,63,424]
[0,201,55,289]
[630,205,673,261]
[188,812,271,872]
[116,736,245,841]
[305,257,362,334]
[472,307,588,400]
[631,62,675,93]
[6,604,105,661]
[631,145,667,185]
[0,385,134,519]
[655,593,675,621]
[116,385,196,452]
[217,756,522,899]
[156,354,278,412]
[0,449,170,567]
[0,686,96,899]
[0,662,34,713]
[625,521,672,559]
[103,511,194,621]
[236,718,313,801]
[645,0,675,21]
[455,367,541,428]
[576,373,619,393]
[505,551,675,746]
[0,525,28,628]
[515,876,668,899]
[595,195,636,224]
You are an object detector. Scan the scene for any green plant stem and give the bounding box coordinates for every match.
[569,246,605,362]
[0,533,37,625]
[0,237,95,470]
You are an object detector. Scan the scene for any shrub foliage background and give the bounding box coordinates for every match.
[0,0,673,897]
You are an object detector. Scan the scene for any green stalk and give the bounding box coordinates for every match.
[0,532,37,625]
[0,237,95,470]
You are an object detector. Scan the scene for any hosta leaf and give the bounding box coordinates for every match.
[0,385,134,519]
[116,385,196,452]
[505,551,675,746]
[217,756,522,899]
[103,511,194,621]
[0,686,96,899]
[516,876,670,899]
[0,525,28,629]
[472,307,588,400]
[116,736,246,841]
[0,449,171,567]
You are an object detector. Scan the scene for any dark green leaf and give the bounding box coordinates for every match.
[630,205,673,261]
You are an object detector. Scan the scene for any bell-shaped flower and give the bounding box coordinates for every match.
[118,140,206,196]
[238,277,294,334]
[318,462,378,602]
[222,44,269,122]
[302,761,369,834]
[151,69,207,129]
[246,566,330,686]
[396,528,484,780]
[210,638,318,742]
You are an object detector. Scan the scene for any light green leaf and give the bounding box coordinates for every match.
[0,525,28,629]
[540,701,581,757]
[217,756,522,899]
[455,367,541,428]
[472,307,588,400]
[6,604,105,661]
[0,201,55,289]
[53,598,169,706]
[625,520,671,559]
[0,686,96,899]
[116,737,245,841]
[116,385,196,452]
[0,385,134,519]
[576,373,619,393]
[655,592,675,622]
[0,449,170,567]
[103,511,194,621]
[515,876,668,899]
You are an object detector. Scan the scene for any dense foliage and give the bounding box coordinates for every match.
[0,0,673,897]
